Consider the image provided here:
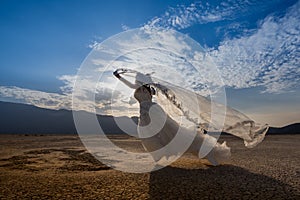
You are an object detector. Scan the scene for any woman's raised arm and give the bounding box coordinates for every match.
[113,69,139,89]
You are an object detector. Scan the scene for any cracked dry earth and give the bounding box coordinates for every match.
[0,134,299,199]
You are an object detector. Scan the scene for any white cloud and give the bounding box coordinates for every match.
[121,24,130,31]
[207,1,300,93]
[0,86,71,110]
[142,1,299,94]
[87,28,222,95]
[144,0,300,94]
[145,0,259,30]
[69,28,223,116]
[0,84,127,115]
[88,41,99,49]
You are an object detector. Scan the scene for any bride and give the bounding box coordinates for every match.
[113,69,231,166]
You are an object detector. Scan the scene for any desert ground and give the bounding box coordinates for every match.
[0,134,299,199]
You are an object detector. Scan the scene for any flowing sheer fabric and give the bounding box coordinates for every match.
[153,80,269,148]
[116,68,268,164]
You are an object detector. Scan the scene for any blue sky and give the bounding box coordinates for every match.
[0,0,299,126]
[0,0,172,92]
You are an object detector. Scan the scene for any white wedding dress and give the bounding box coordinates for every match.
[115,69,268,165]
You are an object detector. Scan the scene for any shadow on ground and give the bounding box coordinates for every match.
[149,165,300,199]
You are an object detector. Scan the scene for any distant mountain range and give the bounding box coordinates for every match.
[267,123,300,134]
[0,101,299,135]
[0,101,138,135]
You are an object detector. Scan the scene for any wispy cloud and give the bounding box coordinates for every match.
[146,0,300,93]
[0,86,71,110]
[68,28,220,116]
[121,24,130,31]
[145,1,229,29]
[145,0,269,30]
[208,1,300,93]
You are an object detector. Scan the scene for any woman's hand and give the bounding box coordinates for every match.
[113,70,121,79]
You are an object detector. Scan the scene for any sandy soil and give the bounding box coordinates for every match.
[0,134,299,199]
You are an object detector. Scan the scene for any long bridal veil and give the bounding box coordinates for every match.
[119,69,269,149]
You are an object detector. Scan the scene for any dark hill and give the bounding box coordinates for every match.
[267,123,300,134]
[0,101,138,135]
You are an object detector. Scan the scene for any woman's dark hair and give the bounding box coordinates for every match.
[143,84,156,95]
[144,84,151,94]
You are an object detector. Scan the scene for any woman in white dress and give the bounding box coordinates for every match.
[113,69,231,165]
